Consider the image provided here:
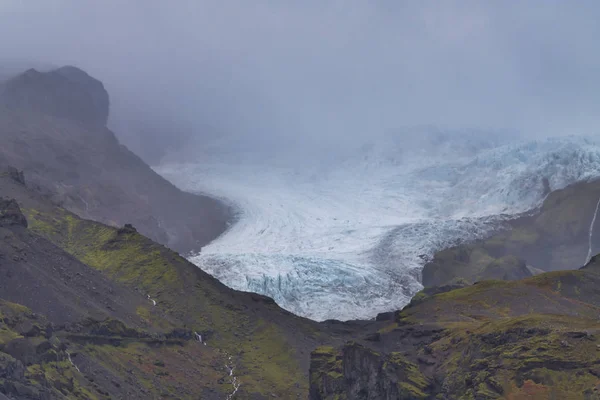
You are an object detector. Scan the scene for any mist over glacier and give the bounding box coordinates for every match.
[3,1,600,320]
[157,132,600,320]
[3,1,600,161]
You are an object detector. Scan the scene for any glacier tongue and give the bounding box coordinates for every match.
[156,134,600,321]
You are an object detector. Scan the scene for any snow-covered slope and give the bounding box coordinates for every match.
[156,133,600,321]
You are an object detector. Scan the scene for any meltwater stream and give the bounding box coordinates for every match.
[157,134,600,321]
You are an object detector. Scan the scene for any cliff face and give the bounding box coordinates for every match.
[422,178,600,287]
[310,343,430,400]
[0,66,230,254]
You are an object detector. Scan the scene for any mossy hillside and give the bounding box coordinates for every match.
[26,209,178,291]
[402,273,600,328]
[0,297,234,398]
[309,267,600,399]
[410,273,600,398]
[26,361,100,400]
[523,267,600,308]
[76,339,226,398]
[433,313,600,399]
[359,266,600,398]
[0,300,29,345]
[24,206,317,397]
[386,352,429,398]
[0,300,106,399]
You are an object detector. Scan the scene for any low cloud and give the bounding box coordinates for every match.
[1,1,599,160]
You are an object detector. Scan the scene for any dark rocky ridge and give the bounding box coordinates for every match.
[0,198,27,228]
[0,66,230,254]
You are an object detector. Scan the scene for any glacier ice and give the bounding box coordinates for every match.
[156,133,600,321]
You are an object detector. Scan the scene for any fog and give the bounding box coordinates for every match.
[1,1,600,161]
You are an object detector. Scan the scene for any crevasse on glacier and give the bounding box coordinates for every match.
[157,134,600,321]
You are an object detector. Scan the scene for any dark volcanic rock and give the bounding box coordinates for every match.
[0,66,109,127]
[0,198,27,228]
[0,353,25,381]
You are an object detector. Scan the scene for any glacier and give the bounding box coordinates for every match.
[156,133,600,321]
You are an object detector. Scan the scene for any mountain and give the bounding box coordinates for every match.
[422,177,600,287]
[4,65,600,398]
[0,66,109,128]
[0,66,229,255]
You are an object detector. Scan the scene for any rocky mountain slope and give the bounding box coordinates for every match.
[0,66,229,255]
[0,166,373,398]
[422,178,600,287]
[3,64,600,399]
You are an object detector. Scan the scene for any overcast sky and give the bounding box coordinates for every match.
[1,1,599,157]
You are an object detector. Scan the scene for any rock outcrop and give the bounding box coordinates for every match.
[0,198,27,228]
[310,343,430,399]
[311,260,600,399]
[0,66,109,127]
[0,66,230,254]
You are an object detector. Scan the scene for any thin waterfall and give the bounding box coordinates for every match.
[225,354,241,399]
[66,350,81,373]
[585,196,600,265]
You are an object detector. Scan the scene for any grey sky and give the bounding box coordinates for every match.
[1,1,599,156]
